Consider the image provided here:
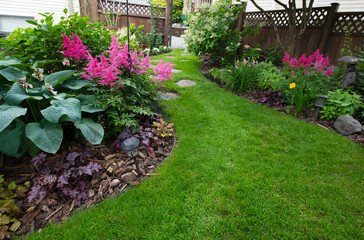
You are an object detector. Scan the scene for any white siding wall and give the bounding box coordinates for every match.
[246,0,364,12]
[0,0,80,32]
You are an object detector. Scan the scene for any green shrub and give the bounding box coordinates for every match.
[209,60,259,92]
[260,47,284,66]
[151,0,183,23]
[184,0,257,62]
[321,89,363,120]
[90,75,158,137]
[256,61,285,90]
[356,50,364,93]
[0,58,104,157]
[0,9,112,72]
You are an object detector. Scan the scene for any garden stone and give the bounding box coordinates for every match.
[110,179,121,188]
[180,59,190,61]
[334,115,362,135]
[157,90,180,100]
[121,172,137,184]
[176,80,196,87]
[166,56,175,58]
[172,69,182,73]
[149,64,156,69]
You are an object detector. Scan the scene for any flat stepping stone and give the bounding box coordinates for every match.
[172,69,182,73]
[181,53,190,56]
[165,56,175,58]
[149,64,156,69]
[180,59,190,61]
[151,60,163,63]
[176,80,196,87]
[157,90,180,100]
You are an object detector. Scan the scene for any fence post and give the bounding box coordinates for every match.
[164,0,171,45]
[318,2,339,53]
[79,0,99,22]
[237,2,247,56]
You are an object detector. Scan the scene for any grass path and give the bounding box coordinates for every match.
[28,49,363,239]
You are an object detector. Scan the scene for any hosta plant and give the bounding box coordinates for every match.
[320,89,363,120]
[0,58,104,158]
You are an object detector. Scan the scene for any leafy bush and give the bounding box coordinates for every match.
[209,59,259,92]
[28,151,102,203]
[260,47,284,66]
[242,45,261,61]
[0,175,22,239]
[0,58,104,158]
[0,9,112,72]
[356,50,364,93]
[184,0,255,62]
[255,61,285,90]
[151,0,183,23]
[321,89,363,120]
[63,34,173,137]
[279,50,335,114]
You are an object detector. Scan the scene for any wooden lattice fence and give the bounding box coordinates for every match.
[241,3,364,64]
[79,0,171,44]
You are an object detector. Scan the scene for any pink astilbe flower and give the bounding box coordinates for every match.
[63,33,172,88]
[282,52,290,63]
[325,65,333,77]
[60,33,91,61]
[153,60,174,86]
[288,58,299,68]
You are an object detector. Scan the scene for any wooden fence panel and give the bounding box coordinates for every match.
[241,4,364,64]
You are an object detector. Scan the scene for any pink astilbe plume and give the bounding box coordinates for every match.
[153,60,174,86]
[63,33,173,87]
[60,33,91,61]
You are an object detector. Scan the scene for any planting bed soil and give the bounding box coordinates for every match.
[1,123,175,238]
[199,64,364,146]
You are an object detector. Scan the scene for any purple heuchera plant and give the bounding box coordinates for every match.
[260,91,285,107]
[28,151,101,203]
[31,152,47,167]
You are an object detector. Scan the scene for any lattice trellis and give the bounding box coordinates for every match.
[244,7,329,27]
[332,13,364,34]
[98,0,165,17]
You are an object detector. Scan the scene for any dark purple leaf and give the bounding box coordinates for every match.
[62,188,79,199]
[148,147,154,152]
[141,138,150,147]
[28,185,47,203]
[57,173,70,188]
[31,152,47,167]
[79,151,90,161]
[77,191,88,201]
[77,166,93,176]
[66,152,79,165]
[78,181,87,191]
[87,162,102,173]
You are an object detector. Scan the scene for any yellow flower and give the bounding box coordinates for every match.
[289,83,296,89]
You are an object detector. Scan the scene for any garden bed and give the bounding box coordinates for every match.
[199,64,364,145]
[1,123,175,238]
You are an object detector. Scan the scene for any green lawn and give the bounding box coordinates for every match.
[27,49,363,239]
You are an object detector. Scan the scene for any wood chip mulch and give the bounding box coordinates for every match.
[1,133,175,238]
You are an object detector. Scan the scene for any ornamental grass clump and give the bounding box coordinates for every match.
[280,49,335,114]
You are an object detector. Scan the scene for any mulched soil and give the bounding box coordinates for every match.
[199,63,364,146]
[1,125,175,238]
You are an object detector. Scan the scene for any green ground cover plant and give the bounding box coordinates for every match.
[26,50,364,240]
[321,89,363,120]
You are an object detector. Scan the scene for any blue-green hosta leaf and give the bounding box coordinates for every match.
[27,86,49,97]
[51,93,68,100]
[0,121,28,157]
[0,58,21,68]
[62,79,96,90]
[74,118,104,145]
[3,83,43,105]
[0,66,26,82]
[25,119,63,154]
[44,70,75,87]
[76,94,104,113]
[41,98,81,123]
[0,104,27,132]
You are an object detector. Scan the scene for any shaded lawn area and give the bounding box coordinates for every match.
[27,49,363,239]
